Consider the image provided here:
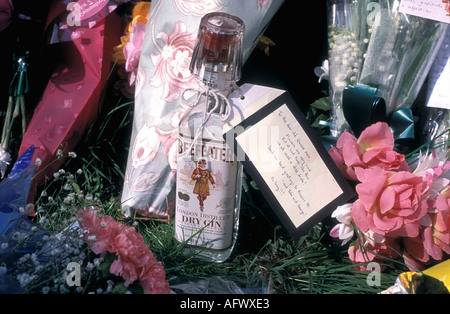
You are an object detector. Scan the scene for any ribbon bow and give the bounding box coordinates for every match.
[178,84,236,158]
[342,85,415,140]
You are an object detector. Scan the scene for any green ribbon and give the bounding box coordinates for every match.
[342,85,414,140]
[390,108,415,140]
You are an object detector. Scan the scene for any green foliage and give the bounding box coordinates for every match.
[16,93,404,294]
[306,95,331,137]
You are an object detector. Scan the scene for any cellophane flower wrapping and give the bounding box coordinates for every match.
[120,0,285,218]
[423,26,450,147]
[17,1,124,199]
[327,0,448,137]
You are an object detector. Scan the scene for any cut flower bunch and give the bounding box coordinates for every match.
[77,207,171,294]
[329,122,450,272]
[0,145,171,294]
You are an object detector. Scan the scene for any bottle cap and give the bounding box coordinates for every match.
[190,12,245,89]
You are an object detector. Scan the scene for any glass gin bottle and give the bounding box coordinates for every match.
[175,12,245,262]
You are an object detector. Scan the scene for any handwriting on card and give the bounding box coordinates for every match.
[236,104,344,228]
[399,0,450,24]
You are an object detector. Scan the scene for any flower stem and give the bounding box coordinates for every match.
[405,128,450,160]
[1,96,13,148]
[20,94,26,136]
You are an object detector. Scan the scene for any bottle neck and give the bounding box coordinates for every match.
[199,69,237,96]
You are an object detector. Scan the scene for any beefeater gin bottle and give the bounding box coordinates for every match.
[175,12,245,262]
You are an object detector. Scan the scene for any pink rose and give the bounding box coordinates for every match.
[352,167,428,238]
[425,192,450,258]
[150,21,198,102]
[329,122,410,181]
[403,191,450,268]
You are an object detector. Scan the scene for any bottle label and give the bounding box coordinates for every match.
[175,133,238,250]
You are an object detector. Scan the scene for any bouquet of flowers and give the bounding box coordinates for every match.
[0,153,171,294]
[328,121,450,272]
[327,0,448,138]
[77,206,171,294]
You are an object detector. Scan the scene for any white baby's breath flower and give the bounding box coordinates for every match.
[106,280,115,293]
[86,262,94,271]
[68,152,77,158]
[93,257,102,267]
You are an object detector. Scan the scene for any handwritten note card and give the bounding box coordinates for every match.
[225,86,355,239]
[236,104,343,228]
[399,0,450,24]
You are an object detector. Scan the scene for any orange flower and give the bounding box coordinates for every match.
[113,1,151,64]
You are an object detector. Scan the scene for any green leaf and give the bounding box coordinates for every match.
[310,97,330,111]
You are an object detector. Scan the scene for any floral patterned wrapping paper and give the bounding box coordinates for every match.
[121,0,284,218]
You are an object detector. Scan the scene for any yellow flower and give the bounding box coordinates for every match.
[113,1,151,64]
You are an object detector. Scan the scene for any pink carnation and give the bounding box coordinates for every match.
[77,207,171,294]
[329,122,409,181]
[109,226,151,286]
[78,207,123,255]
